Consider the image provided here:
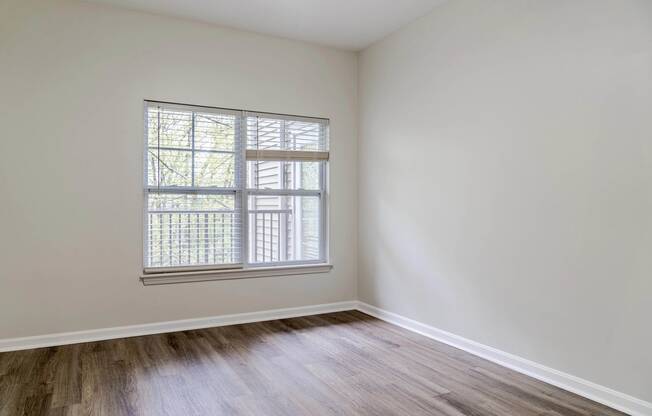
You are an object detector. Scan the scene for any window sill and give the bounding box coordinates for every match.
[140,264,333,286]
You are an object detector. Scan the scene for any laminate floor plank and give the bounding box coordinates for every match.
[0,312,627,416]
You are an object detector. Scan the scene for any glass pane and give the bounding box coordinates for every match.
[147,193,240,268]
[246,161,320,190]
[194,112,237,151]
[195,151,236,188]
[286,120,326,151]
[247,195,321,263]
[147,107,192,149]
[148,149,192,187]
[247,117,326,151]
[247,117,282,150]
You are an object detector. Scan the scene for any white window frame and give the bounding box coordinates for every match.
[141,100,331,284]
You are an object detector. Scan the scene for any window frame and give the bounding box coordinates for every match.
[142,100,330,282]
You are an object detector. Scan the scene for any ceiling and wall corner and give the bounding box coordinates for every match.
[82,0,449,50]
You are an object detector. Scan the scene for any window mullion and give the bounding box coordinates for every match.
[191,112,195,187]
[240,112,249,267]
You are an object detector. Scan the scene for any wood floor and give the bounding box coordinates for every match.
[0,311,626,416]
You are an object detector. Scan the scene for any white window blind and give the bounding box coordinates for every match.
[144,102,328,273]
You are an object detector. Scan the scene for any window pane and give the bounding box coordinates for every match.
[286,120,326,151]
[194,112,237,151]
[247,117,326,151]
[147,193,240,267]
[246,160,320,190]
[147,107,192,149]
[195,151,236,188]
[247,195,320,263]
[148,149,192,187]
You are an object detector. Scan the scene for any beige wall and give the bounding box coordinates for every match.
[358,0,652,403]
[0,0,358,338]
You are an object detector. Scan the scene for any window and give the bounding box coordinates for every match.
[144,101,329,276]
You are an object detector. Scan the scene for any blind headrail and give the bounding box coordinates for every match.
[245,149,329,161]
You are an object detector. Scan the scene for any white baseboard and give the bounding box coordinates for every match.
[1,300,649,416]
[0,301,357,353]
[356,301,652,416]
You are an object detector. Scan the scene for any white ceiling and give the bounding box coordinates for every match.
[85,0,447,50]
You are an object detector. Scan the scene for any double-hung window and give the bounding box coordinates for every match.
[144,101,329,280]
